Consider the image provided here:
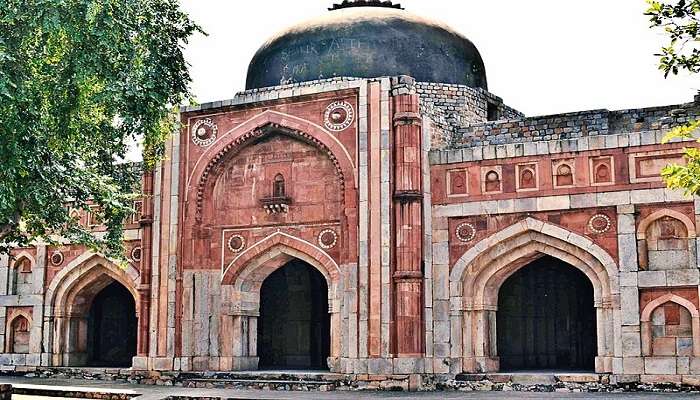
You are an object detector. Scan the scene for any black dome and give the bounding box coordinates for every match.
[245,3,488,90]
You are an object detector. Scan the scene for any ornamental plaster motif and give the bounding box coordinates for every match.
[50,251,64,267]
[228,235,246,253]
[191,118,218,147]
[324,101,354,131]
[455,223,477,243]
[588,214,612,234]
[318,229,338,249]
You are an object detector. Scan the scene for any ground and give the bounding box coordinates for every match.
[2,377,700,400]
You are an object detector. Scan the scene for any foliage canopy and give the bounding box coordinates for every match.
[646,0,700,195]
[0,0,201,256]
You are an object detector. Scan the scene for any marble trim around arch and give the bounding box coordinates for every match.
[446,217,619,374]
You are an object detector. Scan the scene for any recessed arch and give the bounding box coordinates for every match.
[6,311,32,354]
[11,251,35,271]
[641,293,699,322]
[219,231,342,371]
[640,293,700,357]
[223,231,340,291]
[188,111,357,221]
[637,209,696,240]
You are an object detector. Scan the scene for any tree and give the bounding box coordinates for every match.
[0,0,201,256]
[646,0,700,194]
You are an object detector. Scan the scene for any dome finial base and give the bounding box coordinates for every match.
[329,0,403,11]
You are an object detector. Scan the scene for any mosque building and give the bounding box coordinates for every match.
[2,0,700,387]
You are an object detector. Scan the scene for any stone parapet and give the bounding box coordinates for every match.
[448,101,700,149]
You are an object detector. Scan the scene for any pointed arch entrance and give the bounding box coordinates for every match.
[43,253,140,367]
[87,281,137,366]
[221,232,341,371]
[450,218,619,373]
[257,259,330,369]
[497,256,597,371]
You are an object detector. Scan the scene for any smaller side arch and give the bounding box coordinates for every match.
[42,252,140,367]
[640,293,700,357]
[641,294,699,322]
[10,251,35,270]
[637,209,696,240]
[6,311,32,354]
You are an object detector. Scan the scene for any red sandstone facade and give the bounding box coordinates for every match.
[2,3,700,387]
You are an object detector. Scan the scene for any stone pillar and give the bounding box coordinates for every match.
[617,204,641,375]
[392,83,424,357]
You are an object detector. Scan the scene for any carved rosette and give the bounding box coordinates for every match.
[50,251,64,266]
[324,101,354,131]
[228,235,246,253]
[588,214,612,234]
[191,118,218,147]
[455,223,477,243]
[131,246,142,262]
[318,229,338,250]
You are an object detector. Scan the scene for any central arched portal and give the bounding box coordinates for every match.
[257,259,330,370]
[497,256,597,371]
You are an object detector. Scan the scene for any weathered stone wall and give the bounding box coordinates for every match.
[415,82,523,149]
[448,101,700,149]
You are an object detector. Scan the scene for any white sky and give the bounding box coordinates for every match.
[179,0,698,117]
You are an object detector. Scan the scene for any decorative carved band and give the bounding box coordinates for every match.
[393,112,422,127]
[393,270,423,280]
[393,190,423,203]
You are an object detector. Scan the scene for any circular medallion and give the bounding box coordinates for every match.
[131,246,142,262]
[455,223,477,243]
[318,229,338,249]
[324,102,354,131]
[228,235,246,253]
[191,118,218,147]
[588,214,612,234]
[50,251,64,266]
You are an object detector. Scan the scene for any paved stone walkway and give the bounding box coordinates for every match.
[1,377,700,399]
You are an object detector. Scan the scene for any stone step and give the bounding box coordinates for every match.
[179,371,348,390]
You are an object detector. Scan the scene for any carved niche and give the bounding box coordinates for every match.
[641,216,690,271]
[481,167,502,194]
[590,156,614,186]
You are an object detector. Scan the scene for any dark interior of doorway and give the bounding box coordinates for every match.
[87,281,137,367]
[258,259,330,370]
[497,255,596,371]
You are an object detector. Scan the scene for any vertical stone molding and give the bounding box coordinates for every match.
[392,85,424,357]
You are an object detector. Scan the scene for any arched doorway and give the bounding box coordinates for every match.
[257,259,330,370]
[87,281,137,367]
[497,256,597,371]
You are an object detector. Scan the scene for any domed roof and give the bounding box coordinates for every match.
[245,1,488,90]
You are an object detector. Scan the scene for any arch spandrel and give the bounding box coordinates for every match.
[222,231,340,290]
[45,252,140,318]
[450,217,618,306]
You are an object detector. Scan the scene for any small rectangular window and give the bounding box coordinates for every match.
[487,102,499,121]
